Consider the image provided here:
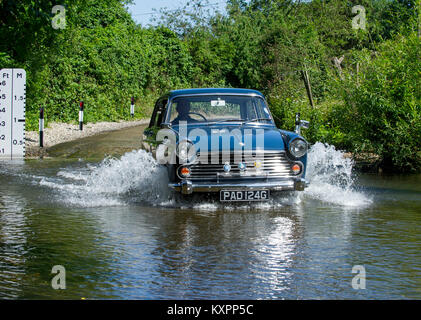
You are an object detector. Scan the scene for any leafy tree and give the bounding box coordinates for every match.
[0,0,419,171]
[339,33,420,171]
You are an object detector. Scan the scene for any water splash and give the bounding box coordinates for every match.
[303,142,372,207]
[37,144,371,208]
[39,149,170,207]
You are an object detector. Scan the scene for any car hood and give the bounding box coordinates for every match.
[172,124,286,152]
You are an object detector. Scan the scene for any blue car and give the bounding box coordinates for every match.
[142,88,310,202]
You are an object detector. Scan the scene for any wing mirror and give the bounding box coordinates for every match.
[295,113,310,135]
[161,123,172,129]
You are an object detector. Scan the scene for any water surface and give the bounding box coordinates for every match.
[0,126,420,299]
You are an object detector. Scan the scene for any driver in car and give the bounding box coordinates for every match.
[172,100,198,124]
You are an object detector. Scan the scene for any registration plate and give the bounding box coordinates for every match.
[220,190,270,202]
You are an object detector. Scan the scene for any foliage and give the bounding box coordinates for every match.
[0,0,419,171]
[338,33,420,172]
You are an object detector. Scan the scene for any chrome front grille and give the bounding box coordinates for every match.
[188,151,293,180]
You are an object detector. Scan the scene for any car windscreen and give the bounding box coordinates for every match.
[168,95,273,124]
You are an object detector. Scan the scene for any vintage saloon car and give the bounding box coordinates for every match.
[142,88,309,202]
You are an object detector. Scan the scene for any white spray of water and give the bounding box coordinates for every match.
[39,149,170,207]
[38,143,371,208]
[303,142,372,207]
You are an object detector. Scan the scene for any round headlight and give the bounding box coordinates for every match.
[289,138,308,158]
[177,140,197,164]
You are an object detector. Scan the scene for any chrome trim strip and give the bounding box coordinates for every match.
[169,178,309,194]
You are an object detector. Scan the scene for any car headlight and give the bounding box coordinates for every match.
[177,140,197,164]
[289,138,308,158]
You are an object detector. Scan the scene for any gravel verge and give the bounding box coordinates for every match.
[25,119,149,157]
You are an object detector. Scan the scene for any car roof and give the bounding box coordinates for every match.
[168,88,265,98]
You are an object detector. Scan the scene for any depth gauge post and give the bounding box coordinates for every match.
[130,96,135,118]
[79,101,84,131]
[39,107,44,148]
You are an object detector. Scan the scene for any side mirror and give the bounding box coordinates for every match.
[294,113,310,135]
[300,120,310,129]
[161,122,172,129]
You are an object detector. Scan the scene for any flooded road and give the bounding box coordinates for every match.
[0,125,420,299]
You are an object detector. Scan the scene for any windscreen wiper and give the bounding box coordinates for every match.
[245,118,273,123]
[208,118,272,125]
[207,119,244,125]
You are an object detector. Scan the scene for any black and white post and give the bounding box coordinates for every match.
[39,107,44,148]
[79,101,84,131]
[130,96,135,118]
[295,112,301,134]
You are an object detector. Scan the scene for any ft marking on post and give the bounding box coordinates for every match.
[0,69,26,160]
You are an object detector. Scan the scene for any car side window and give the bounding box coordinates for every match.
[149,104,158,128]
[156,99,167,125]
[149,98,168,128]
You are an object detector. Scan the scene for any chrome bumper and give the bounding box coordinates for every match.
[169,178,309,195]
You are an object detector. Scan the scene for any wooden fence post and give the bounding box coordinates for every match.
[301,69,315,108]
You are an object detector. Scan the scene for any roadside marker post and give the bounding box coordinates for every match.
[295,113,301,134]
[130,97,135,118]
[39,107,44,148]
[79,101,84,131]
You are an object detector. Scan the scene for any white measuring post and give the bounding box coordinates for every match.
[130,96,135,118]
[0,69,26,160]
[79,101,84,130]
[39,107,44,148]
